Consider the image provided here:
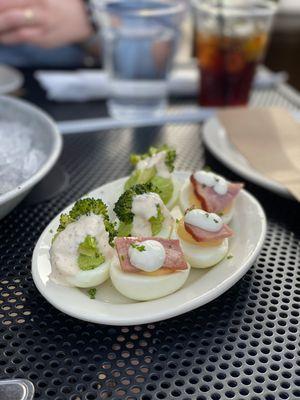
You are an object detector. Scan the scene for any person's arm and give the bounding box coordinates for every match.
[0,0,93,48]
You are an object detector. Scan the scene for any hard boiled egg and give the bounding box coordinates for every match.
[50,214,114,288]
[179,179,234,224]
[176,214,229,269]
[110,259,190,301]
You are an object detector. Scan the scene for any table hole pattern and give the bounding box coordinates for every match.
[0,126,299,399]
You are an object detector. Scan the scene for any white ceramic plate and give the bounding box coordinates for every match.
[32,171,266,326]
[202,117,292,198]
[0,65,23,94]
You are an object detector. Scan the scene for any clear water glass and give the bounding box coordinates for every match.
[93,0,185,120]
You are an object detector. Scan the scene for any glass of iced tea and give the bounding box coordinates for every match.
[193,0,277,107]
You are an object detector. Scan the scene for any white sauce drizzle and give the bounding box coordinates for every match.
[131,193,161,236]
[128,240,166,272]
[184,209,223,232]
[194,170,228,196]
[136,151,170,178]
[50,214,113,284]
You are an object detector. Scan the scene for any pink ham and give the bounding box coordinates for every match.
[184,221,233,243]
[190,174,244,214]
[115,237,188,273]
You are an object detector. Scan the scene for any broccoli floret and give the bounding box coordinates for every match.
[130,145,176,172]
[55,198,116,245]
[114,183,160,224]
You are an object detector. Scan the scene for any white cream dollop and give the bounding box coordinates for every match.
[128,240,166,272]
[184,209,223,233]
[194,170,228,196]
[136,151,170,179]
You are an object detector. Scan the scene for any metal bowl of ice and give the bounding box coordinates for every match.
[0,96,62,219]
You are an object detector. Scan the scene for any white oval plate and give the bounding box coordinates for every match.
[202,117,292,198]
[32,171,266,326]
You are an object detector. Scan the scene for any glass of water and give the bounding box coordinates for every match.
[93,0,185,120]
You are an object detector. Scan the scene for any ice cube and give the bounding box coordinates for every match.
[0,121,46,196]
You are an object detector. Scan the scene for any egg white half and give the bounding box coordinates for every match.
[179,238,229,269]
[110,259,190,301]
[179,179,234,224]
[66,260,111,288]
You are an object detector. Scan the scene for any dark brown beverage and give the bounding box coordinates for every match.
[196,32,268,106]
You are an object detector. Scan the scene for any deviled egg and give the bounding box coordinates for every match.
[179,170,243,224]
[111,237,190,301]
[124,145,180,209]
[50,198,116,288]
[177,208,233,268]
[114,183,174,239]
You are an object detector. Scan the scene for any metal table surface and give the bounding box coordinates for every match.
[0,71,300,400]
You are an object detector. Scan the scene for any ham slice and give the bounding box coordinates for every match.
[190,174,243,214]
[115,237,188,273]
[184,221,233,243]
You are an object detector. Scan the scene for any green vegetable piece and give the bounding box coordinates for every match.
[129,145,176,172]
[77,235,105,271]
[131,243,146,252]
[151,175,174,205]
[117,221,133,237]
[114,183,160,224]
[88,288,97,299]
[124,167,156,191]
[54,198,116,246]
[149,205,165,236]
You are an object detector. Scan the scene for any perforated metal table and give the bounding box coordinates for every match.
[0,73,300,400]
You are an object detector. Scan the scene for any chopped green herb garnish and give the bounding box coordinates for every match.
[120,255,125,262]
[175,218,180,224]
[49,229,53,234]
[88,288,97,299]
[218,212,224,216]
[205,213,209,218]
[131,243,146,252]
[213,219,219,223]
[227,254,233,260]
[215,177,220,182]
[185,205,196,215]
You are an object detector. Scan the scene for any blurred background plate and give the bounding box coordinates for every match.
[202,116,296,199]
[0,65,23,94]
[0,96,62,219]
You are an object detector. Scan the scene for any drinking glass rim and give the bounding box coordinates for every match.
[191,0,277,18]
[93,0,185,17]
